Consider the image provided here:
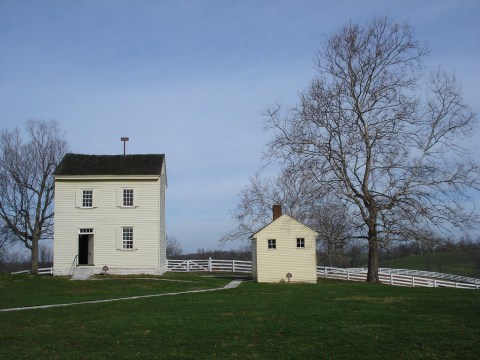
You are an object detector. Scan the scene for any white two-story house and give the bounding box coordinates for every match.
[53,153,167,276]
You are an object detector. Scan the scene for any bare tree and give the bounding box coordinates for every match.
[166,235,183,258]
[264,16,479,282]
[0,120,68,274]
[39,244,53,266]
[309,202,351,266]
[221,166,323,243]
[0,222,14,262]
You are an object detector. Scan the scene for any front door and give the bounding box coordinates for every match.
[78,234,94,265]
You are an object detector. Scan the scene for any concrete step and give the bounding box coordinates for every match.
[71,266,94,280]
[224,280,243,289]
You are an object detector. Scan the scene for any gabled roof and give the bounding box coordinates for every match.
[53,153,165,176]
[250,214,318,239]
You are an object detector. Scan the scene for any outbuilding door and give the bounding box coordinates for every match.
[78,233,94,265]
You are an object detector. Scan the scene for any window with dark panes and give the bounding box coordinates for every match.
[82,190,92,208]
[123,189,134,207]
[123,227,133,249]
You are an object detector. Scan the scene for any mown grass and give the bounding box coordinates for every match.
[1,274,479,359]
[379,250,480,278]
[0,273,231,309]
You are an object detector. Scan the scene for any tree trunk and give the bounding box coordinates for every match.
[31,238,39,274]
[328,243,333,267]
[366,217,379,283]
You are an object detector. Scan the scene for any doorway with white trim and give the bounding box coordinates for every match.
[78,228,94,265]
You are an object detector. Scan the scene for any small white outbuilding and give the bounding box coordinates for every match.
[250,205,318,283]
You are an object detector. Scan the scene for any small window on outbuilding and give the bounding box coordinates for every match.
[296,238,305,248]
[268,239,276,250]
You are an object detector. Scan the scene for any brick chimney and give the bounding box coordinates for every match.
[272,204,282,221]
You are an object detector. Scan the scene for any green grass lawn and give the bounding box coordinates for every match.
[0,273,231,309]
[1,274,479,359]
[379,250,480,278]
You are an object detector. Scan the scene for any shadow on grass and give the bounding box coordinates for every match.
[201,273,253,281]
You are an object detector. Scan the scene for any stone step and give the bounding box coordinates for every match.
[71,267,94,280]
[223,280,243,289]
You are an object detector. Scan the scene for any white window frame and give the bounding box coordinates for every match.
[268,239,276,250]
[79,228,94,234]
[122,227,133,250]
[123,189,134,207]
[82,190,93,208]
[296,238,305,248]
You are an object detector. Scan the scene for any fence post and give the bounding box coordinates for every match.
[347,268,350,281]
[325,268,328,278]
[208,257,212,272]
[187,260,190,272]
[233,260,236,273]
[434,279,437,288]
[390,274,393,285]
[412,277,415,287]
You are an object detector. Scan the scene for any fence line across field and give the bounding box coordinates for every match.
[10,259,480,290]
[166,260,479,289]
[317,266,480,290]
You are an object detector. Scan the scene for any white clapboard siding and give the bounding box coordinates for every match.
[158,172,167,273]
[53,176,165,275]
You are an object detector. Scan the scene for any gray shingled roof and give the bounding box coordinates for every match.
[54,153,165,176]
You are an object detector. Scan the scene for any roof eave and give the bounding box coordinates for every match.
[54,174,162,181]
[250,214,319,239]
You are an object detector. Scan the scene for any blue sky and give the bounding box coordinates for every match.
[1,0,479,253]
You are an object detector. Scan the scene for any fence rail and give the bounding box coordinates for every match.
[11,268,54,275]
[317,267,480,290]
[167,258,252,273]
[378,267,480,285]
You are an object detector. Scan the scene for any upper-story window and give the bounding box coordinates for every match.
[296,238,305,248]
[82,190,93,208]
[123,189,134,207]
[268,239,276,250]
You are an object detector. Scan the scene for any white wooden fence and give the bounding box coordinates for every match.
[167,258,252,273]
[11,268,54,275]
[378,267,480,285]
[317,267,480,290]
[10,261,480,290]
